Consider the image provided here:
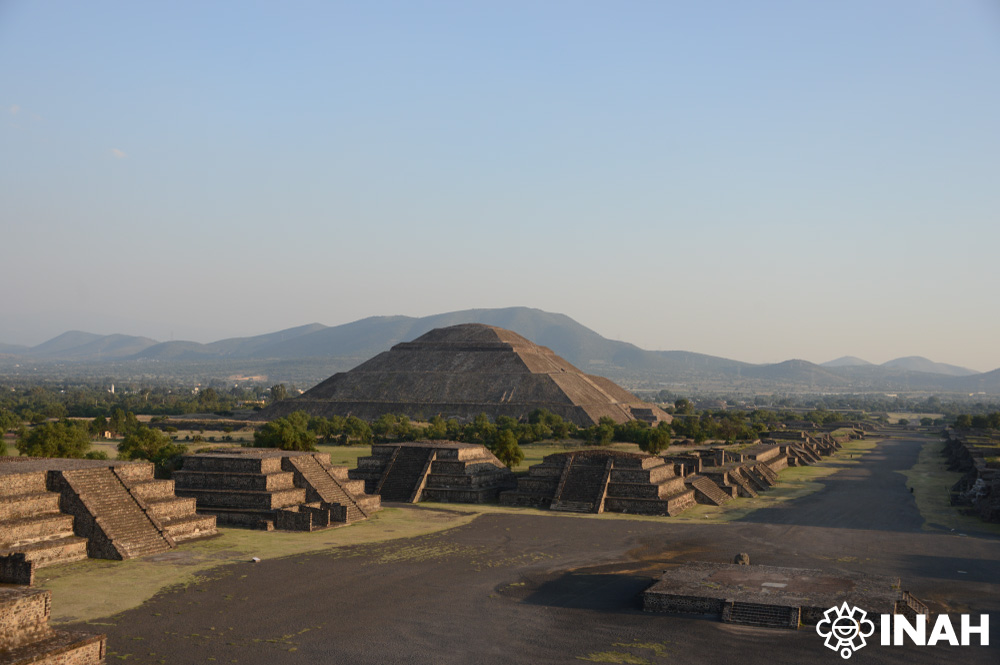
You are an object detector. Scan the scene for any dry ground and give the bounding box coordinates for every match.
[33,434,1000,664]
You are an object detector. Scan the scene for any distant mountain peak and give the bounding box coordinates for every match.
[880,356,977,377]
[822,356,874,368]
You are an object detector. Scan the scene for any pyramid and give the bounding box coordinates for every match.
[261,324,671,427]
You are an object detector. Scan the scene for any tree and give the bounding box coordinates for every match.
[489,429,524,470]
[118,425,188,475]
[89,414,108,436]
[17,420,92,458]
[269,384,288,403]
[254,411,316,451]
[674,398,695,415]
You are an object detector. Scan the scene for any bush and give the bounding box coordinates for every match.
[17,420,92,458]
[254,412,316,451]
[118,425,188,476]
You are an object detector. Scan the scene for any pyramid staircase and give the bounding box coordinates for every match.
[0,587,105,664]
[722,601,800,629]
[550,455,611,513]
[283,454,380,523]
[376,447,436,502]
[59,468,173,560]
[502,450,696,517]
[0,471,87,585]
[686,475,732,506]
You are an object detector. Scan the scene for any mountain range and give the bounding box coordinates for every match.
[1,307,997,394]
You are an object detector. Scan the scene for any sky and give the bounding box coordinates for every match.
[2,1,999,370]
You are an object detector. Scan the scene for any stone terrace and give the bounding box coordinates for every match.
[350,441,516,504]
[0,586,106,664]
[174,449,380,531]
[643,562,919,629]
[501,449,696,516]
[0,458,216,585]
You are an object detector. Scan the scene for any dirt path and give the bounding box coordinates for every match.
[737,435,925,531]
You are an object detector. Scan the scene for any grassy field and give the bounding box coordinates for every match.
[898,437,1000,536]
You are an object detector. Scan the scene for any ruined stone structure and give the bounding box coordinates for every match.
[0,458,216,585]
[350,441,515,503]
[643,562,926,629]
[500,450,696,515]
[0,586,106,664]
[174,449,380,531]
[664,443,791,502]
[945,430,1000,523]
[257,323,671,427]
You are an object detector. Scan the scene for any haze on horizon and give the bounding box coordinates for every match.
[2,2,998,372]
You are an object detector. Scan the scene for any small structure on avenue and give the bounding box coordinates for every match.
[500,450,697,515]
[0,586,106,664]
[174,449,380,531]
[643,562,926,630]
[0,458,217,585]
[350,441,516,503]
[258,323,671,427]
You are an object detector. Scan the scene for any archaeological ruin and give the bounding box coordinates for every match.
[173,448,381,530]
[257,323,671,426]
[945,430,1000,523]
[500,450,697,515]
[0,586,106,664]
[643,562,927,629]
[350,441,516,503]
[0,458,217,585]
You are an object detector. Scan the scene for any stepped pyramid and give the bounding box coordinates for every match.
[0,458,217,585]
[174,449,381,531]
[500,449,696,516]
[0,586,106,664]
[349,441,516,503]
[259,323,671,427]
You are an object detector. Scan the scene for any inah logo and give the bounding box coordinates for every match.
[816,602,875,659]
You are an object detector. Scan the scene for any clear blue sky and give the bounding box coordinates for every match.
[2,1,999,370]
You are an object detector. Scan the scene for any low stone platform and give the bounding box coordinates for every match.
[643,562,914,629]
[175,449,380,530]
[501,450,696,516]
[0,586,106,664]
[350,441,515,503]
[0,458,217,585]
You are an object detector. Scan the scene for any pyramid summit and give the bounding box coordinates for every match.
[260,323,670,426]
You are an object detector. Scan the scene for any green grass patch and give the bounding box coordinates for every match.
[38,505,476,625]
[898,439,1000,536]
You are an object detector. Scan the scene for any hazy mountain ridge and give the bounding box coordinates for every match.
[2,308,997,393]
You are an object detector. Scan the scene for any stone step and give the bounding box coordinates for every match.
[0,629,107,664]
[0,492,61,521]
[127,479,177,501]
[145,496,198,520]
[550,500,595,513]
[161,514,218,542]
[0,471,48,498]
[176,487,306,510]
[687,476,732,506]
[0,514,76,549]
[173,469,296,492]
[0,587,52,646]
[0,535,89,569]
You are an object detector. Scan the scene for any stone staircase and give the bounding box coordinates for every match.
[0,471,88,585]
[60,468,173,560]
[727,471,758,498]
[377,447,435,502]
[284,454,379,523]
[0,587,105,664]
[550,456,608,513]
[687,475,732,506]
[722,601,800,629]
